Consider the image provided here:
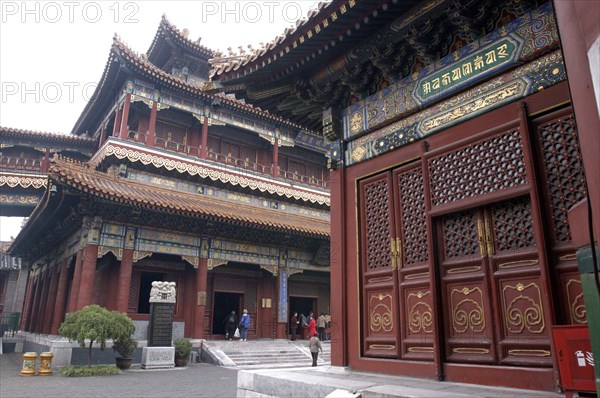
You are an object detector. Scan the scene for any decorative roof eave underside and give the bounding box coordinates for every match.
[210,0,544,132]
[210,0,407,81]
[1,126,96,150]
[91,139,330,206]
[52,157,330,238]
[147,14,214,67]
[72,35,315,138]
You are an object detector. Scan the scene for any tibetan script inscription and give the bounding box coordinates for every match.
[416,38,517,102]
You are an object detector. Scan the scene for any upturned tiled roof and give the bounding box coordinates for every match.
[147,14,214,62]
[209,1,333,79]
[1,126,96,145]
[50,157,329,237]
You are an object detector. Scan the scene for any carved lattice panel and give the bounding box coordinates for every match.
[498,277,552,366]
[361,175,393,270]
[246,280,257,312]
[490,196,536,252]
[441,210,479,258]
[428,129,527,207]
[396,166,428,266]
[535,113,587,244]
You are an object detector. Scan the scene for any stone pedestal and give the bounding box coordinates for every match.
[141,347,175,369]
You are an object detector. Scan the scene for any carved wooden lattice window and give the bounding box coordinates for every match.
[397,166,428,265]
[491,196,536,252]
[128,270,141,313]
[536,114,587,244]
[363,177,392,270]
[441,210,479,258]
[428,129,527,207]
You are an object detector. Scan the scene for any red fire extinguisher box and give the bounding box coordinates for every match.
[552,325,596,397]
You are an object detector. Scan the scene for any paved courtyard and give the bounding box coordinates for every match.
[0,352,238,398]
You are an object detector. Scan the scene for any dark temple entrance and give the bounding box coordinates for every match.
[289,297,316,320]
[212,292,242,335]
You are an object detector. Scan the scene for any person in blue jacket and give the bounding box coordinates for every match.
[239,309,251,341]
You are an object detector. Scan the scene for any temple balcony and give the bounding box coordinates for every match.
[0,155,44,173]
[121,131,329,190]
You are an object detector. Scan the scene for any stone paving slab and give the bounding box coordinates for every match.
[237,366,565,398]
[0,352,238,398]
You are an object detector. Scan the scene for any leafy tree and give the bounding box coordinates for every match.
[59,305,135,367]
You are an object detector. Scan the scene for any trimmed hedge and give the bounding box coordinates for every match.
[59,365,121,377]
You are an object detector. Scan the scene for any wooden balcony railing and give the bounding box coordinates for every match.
[123,133,328,190]
[0,156,43,172]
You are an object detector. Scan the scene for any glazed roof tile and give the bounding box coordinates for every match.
[1,126,96,146]
[50,157,329,237]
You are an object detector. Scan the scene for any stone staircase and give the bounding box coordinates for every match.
[202,339,331,368]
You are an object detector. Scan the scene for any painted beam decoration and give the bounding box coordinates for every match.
[341,3,563,166]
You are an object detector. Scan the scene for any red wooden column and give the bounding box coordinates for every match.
[40,149,50,172]
[27,277,42,332]
[200,115,209,159]
[119,93,132,140]
[147,100,158,147]
[116,250,134,313]
[193,257,208,339]
[112,103,123,137]
[98,123,108,147]
[35,270,51,333]
[42,265,61,333]
[76,217,102,310]
[51,259,70,334]
[67,249,84,313]
[272,136,279,179]
[76,244,98,309]
[19,274,33,330]
[329,166,347,366]
[22,275,37,331]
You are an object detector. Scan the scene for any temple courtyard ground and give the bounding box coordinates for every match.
[1,348,565,398]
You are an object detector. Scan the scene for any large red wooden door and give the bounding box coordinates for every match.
[438,196,553,366]
[358,172,400,358]
[358,161,434,360]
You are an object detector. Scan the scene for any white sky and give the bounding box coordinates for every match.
[0,0,321,241]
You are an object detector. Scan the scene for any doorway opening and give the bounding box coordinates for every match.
[137,272,165,314]
[212,292,243,335]
[289,296,316,321]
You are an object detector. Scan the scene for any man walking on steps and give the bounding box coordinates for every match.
[309,334,323,366]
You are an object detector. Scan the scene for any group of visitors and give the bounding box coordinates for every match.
[223,309,251,341]
[289,311,329,341]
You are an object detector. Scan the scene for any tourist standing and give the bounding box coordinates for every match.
[309,314,317,338]
[238,309,250,341]
[290,312,299,341]
[317,312,327,341]
[309,335,323,366]
[224,310,237,340]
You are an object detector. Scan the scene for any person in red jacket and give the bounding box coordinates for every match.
[308,313,317,338]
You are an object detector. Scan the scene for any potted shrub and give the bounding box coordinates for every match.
[112,336,138,370]
[173,338,192,367]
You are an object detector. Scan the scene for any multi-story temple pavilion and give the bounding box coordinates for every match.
[4,0,599,393]
[208,0,598,393]
[6,16,331,340]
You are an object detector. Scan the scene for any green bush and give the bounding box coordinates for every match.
[59,305,136,367]
[112,336,138,358]
[59,365,120,377]
[173,338,192,359]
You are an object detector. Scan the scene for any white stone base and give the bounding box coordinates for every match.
[141,347,175,369]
